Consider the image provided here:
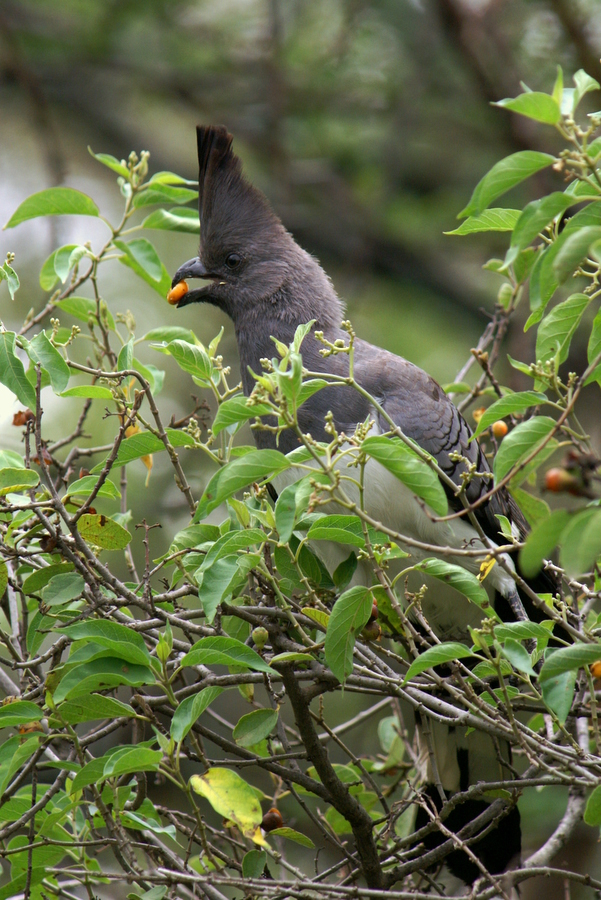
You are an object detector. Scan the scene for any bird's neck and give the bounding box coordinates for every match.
[234,245,346,395]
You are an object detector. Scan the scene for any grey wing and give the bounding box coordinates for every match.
[355,346,520,544]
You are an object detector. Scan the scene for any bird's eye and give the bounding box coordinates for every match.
[225,253,241,269]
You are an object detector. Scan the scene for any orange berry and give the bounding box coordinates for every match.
[472,406,486,424]
[371,601,379,620]
[261,808,284,832]
[544,467,579,493]
[590,661,601,679]
[167,280,189,306]
[491,420,508,439]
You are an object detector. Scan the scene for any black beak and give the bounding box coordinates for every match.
[171,257,210,287]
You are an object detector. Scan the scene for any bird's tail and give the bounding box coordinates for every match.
[414,714,521,884]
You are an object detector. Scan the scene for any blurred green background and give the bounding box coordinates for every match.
[1,0,601,894]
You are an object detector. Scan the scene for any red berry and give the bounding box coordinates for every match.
[261,808,284,832]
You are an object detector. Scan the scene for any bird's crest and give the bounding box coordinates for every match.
[196,125,278,243]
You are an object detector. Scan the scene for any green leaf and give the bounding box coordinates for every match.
[529,203,601,317]
[242,850,267,879]
[161,338,212,382]
[65,474,121,500]
[0,561,7,598]
[54,296,116,330]
[197,557,244,624]
[142,207,200,233]
[59,620,152,666]
[190,767,263,839]
[70,751,116,793]
[572,69,600,112]
[404,642,476,682]
[133,184,198,209]
[0,450,24,469]
[113,238,163,283]
[413,558,494,610]
[519,509,570,578]
[459,152,555,219]
[493,416,556,482]
[1,262,19,299]
[149,170,197,186]
[268,826,315,848]
[118,251,171,297]
[494,92,561,124]
[27,331,70,393]
[0,701,43,727]
[552,66,564,105]
[54,243,88,282]
[500,639,535,676]
[181,636,275,674]
[508,485,550,527]
[324,586,373,683]
[510,192,574,252]
[0,467,39,497]
[91,428,196,472]
[103,747,162,778]
[0,332,36,409]
[39,247,69,291]
[296,378,328,409]
[0,736,40,797]
[4,187,99,228]
[233,708,279,747]
[195,450,290,520]
[169,523,221,553]
[586,307,601,385]
[445,209,521,235]
[21,563,74,595]
[77,514,132,550]
[308,514,368,548]
[553,228,601,282]
[60,384,114,399]
[270,652,314,665]
[141,325,196,344]
[117,337,134,372]
[362,436,448,516]
[540,644,601,681]
[88,147,130,178]
[200,529,266,571]
[0,868,47,900]
[584,785,601,827]
[559,508,601,576]
[540,669,580,724]
[471,391,548,438]
[56,694,137,724]
[171,687,223,742]
[53,658,156,702]
[41,572,85,606]
[274,475,317,543]
[494,621,553,641]
[212,394,273,435]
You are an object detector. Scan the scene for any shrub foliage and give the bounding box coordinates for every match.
[0,67,601,899]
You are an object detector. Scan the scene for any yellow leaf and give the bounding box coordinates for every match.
[190,768,263,840]
[301,607,329,631]
[478,556,496,583]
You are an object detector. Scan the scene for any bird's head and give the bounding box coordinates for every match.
[170,125,292,320]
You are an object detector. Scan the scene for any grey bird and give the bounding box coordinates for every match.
[171,125,554,884]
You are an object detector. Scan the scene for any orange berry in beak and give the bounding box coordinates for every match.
[167,280,189,306]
